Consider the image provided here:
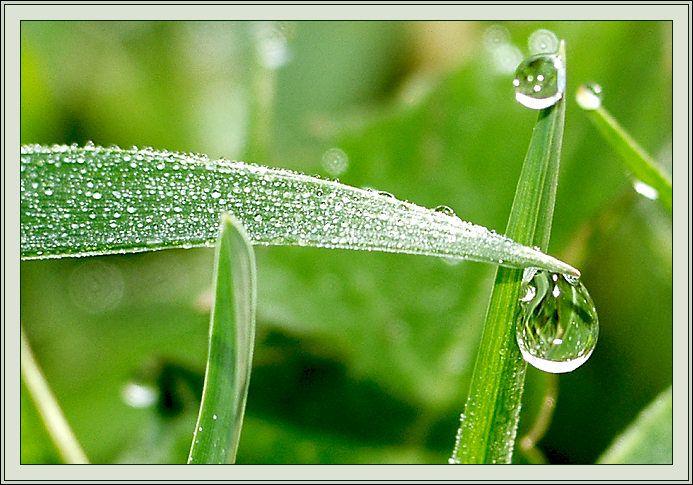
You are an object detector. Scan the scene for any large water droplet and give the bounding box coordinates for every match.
[516,268,599,373]
[513,53,566,110]
[575,82,603,111]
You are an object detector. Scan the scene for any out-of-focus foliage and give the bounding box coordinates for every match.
[598,385,672,464]
[20,20,672,464]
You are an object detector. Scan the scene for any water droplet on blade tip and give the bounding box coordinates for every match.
[513,53,566,110]
[576,83,603,110]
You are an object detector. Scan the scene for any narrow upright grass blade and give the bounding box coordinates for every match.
[597,386,672,464]
[187,214,256,464]
[21,325,89,464]
[451,42,568,465]
[576,85,672,212]
[19,143,578,277]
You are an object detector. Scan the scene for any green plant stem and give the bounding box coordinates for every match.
[585,105,671,212]
[451,42,567,464]
[21,325,89,464]
[188,213,256,464]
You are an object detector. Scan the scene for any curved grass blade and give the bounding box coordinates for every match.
[20,143,578,277]
[597,386,672,464]
[188,213,256,464]
[451,41,568,464]
[576,84,672,212]
[21,325,90,464]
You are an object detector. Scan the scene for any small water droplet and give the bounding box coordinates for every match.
[491,43,524,75]
[513,53,566,110]
[126,206,137,214]
[121,382,157,408]
[482,24,511,50]
[575,82,603,111]
[434,205,457,217]
[321,147,349,177]
[516,269,599,373]
[254,21,293,69]
[632,180,659,200]
[528,29,559,55]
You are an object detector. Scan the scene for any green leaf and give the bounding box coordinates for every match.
[20,144,578,277]
[188,213,256,464]
[451,42,567,464]
[576,84,672,212]
[597,386,672,464]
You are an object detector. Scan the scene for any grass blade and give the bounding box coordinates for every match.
[188,213,256,464]
[450,41,568,464]
[20,143,578,277]
[576,84,672,211]
[597,386,672,464]
[21,325,90,464]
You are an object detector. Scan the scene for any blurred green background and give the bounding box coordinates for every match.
[20,20,672,464]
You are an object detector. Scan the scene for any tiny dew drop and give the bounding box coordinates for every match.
[433,205,456,217]
[321,147,349,177]
[516,268,599,373]
[528,29,559,55]
[513,53,566,110]
[575,82,603,111]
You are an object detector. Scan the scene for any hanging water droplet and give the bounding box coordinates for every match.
[516,268,599,373]
[575,82,603,111]
[528,29,559,55]
[513,53,566,110]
